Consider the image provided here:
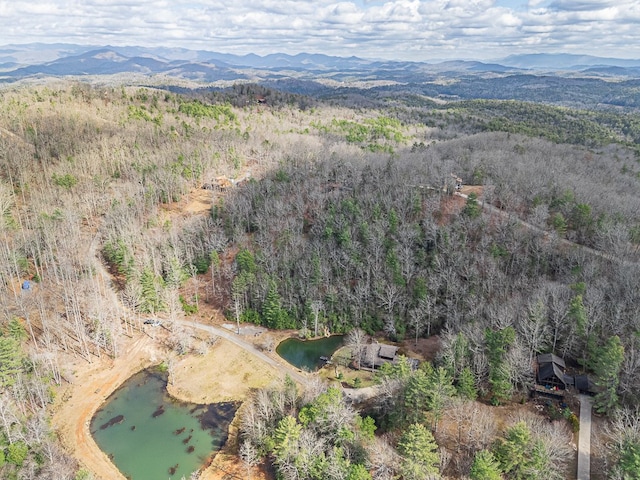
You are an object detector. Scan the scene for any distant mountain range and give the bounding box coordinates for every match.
[500,53,640,70]
[2,43,640,85]
[1,44,640,110]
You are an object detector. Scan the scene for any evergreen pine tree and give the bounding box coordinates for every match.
[139,267,166,313]
[470,449,502,480]
[262,281,289,329]
[457,366,478,401]
[493,421,548,480]
[592,335,624,413]
[403,368,430,425]
[485,327,515,405]
[7,318,26,342]
[0,337,21,387]
[425,366,456,431]
[398,423,440,480]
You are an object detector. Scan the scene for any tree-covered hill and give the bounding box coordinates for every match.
[319,75,640,110]
[1,81,640,478]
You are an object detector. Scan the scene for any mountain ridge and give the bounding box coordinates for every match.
[3,42,640,78]
[499,52,640,69]
[2,44,640,111]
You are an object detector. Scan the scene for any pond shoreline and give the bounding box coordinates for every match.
[52,335,159,480]
[90,367,240,480]
[52,325,293,480]
[276,334,345,371]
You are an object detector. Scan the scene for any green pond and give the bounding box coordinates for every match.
[276,335,344,371]
[90,369,238,480]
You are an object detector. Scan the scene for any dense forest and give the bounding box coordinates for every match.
[0,80,639,479]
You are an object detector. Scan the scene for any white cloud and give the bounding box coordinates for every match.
[498,12,523,27]
[0,0,639,61]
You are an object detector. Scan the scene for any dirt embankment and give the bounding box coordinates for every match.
[51,334,162,480]
[51,322,295,480]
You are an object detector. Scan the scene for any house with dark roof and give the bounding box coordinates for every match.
[361,343,399,369]
[536,353,572,388]
[537,353,565,370]
[359,343,420,370]
[574,374,597,395]
[533,353,597,398]
[533,353,573,397]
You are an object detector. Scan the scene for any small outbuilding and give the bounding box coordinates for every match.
[575,375,597,395]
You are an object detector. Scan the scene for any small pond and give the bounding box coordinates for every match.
[91,368,238,480]
[276,335,344,371]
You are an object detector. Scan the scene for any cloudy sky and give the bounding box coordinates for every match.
[1,0,639,61]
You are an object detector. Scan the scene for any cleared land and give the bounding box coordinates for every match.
[166,335,281,404]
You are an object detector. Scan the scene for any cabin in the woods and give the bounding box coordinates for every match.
[533,353,572,397]
[360,343,419,370]
[361,343,399,369]
[533,353,597,398]
[536,353,571,388]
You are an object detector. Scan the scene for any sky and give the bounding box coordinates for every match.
[1,0,639,61]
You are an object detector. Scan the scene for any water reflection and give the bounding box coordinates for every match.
[91,368,238,480]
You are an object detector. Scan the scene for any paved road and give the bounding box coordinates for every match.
[177,319,312,387]
[577,395,593,480]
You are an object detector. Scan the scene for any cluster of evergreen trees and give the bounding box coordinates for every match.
[240,378,376,480]
[373,357,572,478]
[241,356,573,478]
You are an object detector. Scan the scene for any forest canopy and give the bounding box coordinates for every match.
[0,81,639,479]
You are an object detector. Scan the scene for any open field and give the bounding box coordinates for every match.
[166,336,281,404]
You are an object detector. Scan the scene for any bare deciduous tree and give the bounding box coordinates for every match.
[311,300,323,338]
[345,327,367,370]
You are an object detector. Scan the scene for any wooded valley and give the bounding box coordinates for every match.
[0,80,639,479]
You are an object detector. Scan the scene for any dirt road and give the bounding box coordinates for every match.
[456,191,638,266]
[177,319,312,387]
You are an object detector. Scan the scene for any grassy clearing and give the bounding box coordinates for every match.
[317,346,377,388]
[167,337,281,404]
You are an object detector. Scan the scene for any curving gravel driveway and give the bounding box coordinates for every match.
[455,191,638,266]
[177,319,312,387]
